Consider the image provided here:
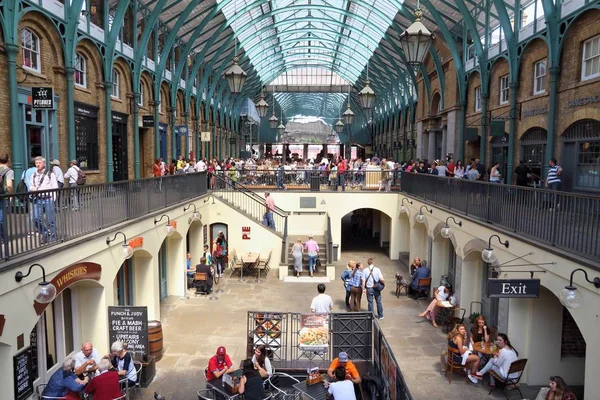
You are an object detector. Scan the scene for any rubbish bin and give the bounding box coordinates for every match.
[197,389,217,400]
[332,244,339,262]
[310,171,321,191]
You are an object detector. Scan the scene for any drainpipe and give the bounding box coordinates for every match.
[133,92,141,179]
[7,44,24,178]
[479,92,489,165]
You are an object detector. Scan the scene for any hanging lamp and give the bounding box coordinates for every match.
[398,0,433,67]
[359,48,376,109]
[224,4,247,93]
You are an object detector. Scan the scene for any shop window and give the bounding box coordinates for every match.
[533,59,546,94]
[21,28,41,72]
[111,68,120,99]
[75,110,99,170]
[117,259,134,306]
[44,303,58,370]
[582,35,600,81]
[576,141,600,190]
[499,75,509,105]
[74,53,87,88]
[474,86,481,112]
[62,288,74,355]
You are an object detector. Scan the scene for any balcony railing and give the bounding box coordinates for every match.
[400,173,600,264]
[0,172,208,264]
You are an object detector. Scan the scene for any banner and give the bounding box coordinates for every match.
[298,314,329,351]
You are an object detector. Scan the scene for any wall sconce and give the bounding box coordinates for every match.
[106,232,134,260]
[481,234,509,264]
[15,263,57,304]
[560,268,600,309]
[441,216,462,238]
[183,203,202,223]
[400,197,413,213]
[204,196,215,205]
[416,205,432,224]
[154,214,175,236]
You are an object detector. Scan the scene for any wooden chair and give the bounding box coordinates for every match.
[416,277,432,301]
[444,307,466,333]
[445,345,464,384]
[230,255,243,277]
[194,272,208,296]
[257,250,272,278]
[395,274,409,297]
[488,358,528,399]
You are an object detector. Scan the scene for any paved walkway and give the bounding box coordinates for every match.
[140,248,544,400]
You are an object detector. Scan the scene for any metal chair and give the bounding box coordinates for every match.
[131,361,143,397]
[35,384,68,400]
[444,307,467,333]
[488,358,528,399]
[113,393,127,400]
[415,277,432,302]
[197,388,217,400]
[257,250,272,278]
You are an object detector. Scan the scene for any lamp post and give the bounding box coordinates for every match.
[559,268,600,309]
[14,264,57,304]
[255,89,269,118]
[481,234,510,264]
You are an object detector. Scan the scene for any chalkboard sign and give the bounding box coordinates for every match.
[13,348,33,400]
[108,306,149,355]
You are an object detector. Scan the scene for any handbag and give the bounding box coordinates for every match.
[374,281,385,292]
[315,257,321,272]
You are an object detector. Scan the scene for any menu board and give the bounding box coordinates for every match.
[108,306,149,355]
[298,314,329,351]
[13,348,33,400]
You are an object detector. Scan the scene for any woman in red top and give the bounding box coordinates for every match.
[152,159,162,177]
[546,376,577,400]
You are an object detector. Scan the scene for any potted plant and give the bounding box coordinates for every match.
[469,312,481,324]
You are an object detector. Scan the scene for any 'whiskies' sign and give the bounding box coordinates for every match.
[487,279,541,298]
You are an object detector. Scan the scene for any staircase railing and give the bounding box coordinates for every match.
[211,173,288,237]
[326,213,333,264]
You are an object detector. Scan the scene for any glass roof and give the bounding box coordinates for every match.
[271,67,349,86]
[217,0,402,84]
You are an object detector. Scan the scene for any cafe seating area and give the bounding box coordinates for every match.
[229,249,273,280]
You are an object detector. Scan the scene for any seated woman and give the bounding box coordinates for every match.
[42,357,88,400]
[110,340,137,389]
[251,345,272,378]
[448,324,480,384]
[535,376,577,400]
[418,284,452,328]
[470,315,491,349]
[238,359,267,400]
[474,333,519,387]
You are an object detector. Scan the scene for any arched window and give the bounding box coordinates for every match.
[74,53,87,88]
[21,28,41,72]
[111,69,120,99]
[138,85,144,107]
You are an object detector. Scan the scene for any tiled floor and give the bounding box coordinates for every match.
[140,248,546,400]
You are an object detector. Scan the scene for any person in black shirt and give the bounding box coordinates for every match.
[238,359,266,400]
[513,160,531,186]
[475,158,486,181]
[194,257,214,294]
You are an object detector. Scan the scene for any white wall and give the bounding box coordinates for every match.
[430,235,450,289]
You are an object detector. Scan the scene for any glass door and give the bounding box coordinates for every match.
[159,241,168,300]
[112,118,128,181]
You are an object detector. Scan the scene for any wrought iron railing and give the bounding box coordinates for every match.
[401,173,600,264]
[212,168,401,191]
[0,172,208,263]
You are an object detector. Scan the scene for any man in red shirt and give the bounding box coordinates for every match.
[83,359,123,400]
[447,158,455,177]
[336,157,347,191]
[205,346,234,381]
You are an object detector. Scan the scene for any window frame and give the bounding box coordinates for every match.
[138,85,144,107]
[582,35,600,81]
[533,58,547,95]
[111,69,120,99]
[499,75,509,105]
[21,28,41,73]
[475,86,482,112]
[74,52,87,88]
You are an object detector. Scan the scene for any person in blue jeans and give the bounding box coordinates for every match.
[364,257,385,319]
[263,192,276,229]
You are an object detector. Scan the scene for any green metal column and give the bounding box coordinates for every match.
[6,44,24,177]
[410,105,416,161]
[65,67,76,161]
[132,92,141,178]
[104,83,114,181]
[457,101,466,164]
[507,82,519,181]
[479,93,489,165]
[153,86,161,160]
[544,67,560,178]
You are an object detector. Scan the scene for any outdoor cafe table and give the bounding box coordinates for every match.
[206,372,242,400]
[473,342,495,363]
[240,252,260,282]
[292,380,329,400]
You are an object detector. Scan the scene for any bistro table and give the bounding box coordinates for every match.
[240,252,260,282]
[206,372,242,400]
[292,380,330,400]
[473,342,495,363]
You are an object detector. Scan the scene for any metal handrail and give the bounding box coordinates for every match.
[326,213,333,265]
[0,172,208,263]
[400,172,600,265]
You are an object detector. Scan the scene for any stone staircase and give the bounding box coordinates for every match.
[284,235,329,280]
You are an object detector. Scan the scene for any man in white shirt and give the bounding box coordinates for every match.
[74,341,102,375]
[63,160,82,210]
[30,157,58,243]
[50,159,64,188]
[363,258,385,319]
[326,366,357,400]
[195,158,207,172]
[310,284,333,313]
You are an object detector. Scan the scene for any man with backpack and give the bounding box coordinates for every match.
[30,156,58,244]
[0,152,14,259]
[64,160,85,210]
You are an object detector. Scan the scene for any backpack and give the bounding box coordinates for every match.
[213,243,224,258]
[75,167,86,185]
[0,167,12,194]
[221,241,227,256]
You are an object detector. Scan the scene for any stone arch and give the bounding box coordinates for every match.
[176,89,185,124]
[140,71,154,110]
[432,221,459,251]
[18,11,65,76]
[462,237,487,257]
[160,81,171,115]
[558,8,600,64]
[430,91,442,116]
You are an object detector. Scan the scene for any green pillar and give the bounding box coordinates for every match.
[7,44,24,178]
[507,82,519,182]
[65,67,76,161]
[410,107,416,161]
[544,67,560,179]
[153,97,160,160]
[479,93,489,165]
[171,110,177,160]
[104,82,114,181]
[133,92,141,179]
[457,101,466,163]
[184,112,189,158]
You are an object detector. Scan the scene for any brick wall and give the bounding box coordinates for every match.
[561,307,586,358]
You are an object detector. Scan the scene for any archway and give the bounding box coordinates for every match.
[157,232,185,302]
[397,212,410,263]
[409,220,428,266]
[340,208,391,253]
[561,119,600,192]
[459,250,484,320]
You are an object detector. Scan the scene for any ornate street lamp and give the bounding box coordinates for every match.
[359,46,376,109]
[343,103,355,125]
[335,119,345,134]
[269,113,279,129]
[255,89,269,118]
[223,4,247,93]
[398,4,433,67]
